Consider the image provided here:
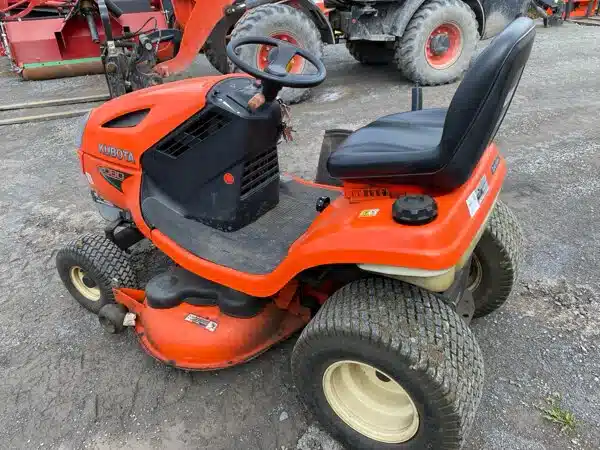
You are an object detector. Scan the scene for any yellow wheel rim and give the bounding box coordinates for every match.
[69,266,101,301]
[322,360,420,443]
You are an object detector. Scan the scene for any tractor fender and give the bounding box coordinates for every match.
[286,0,335,44]
[390,0,486,38]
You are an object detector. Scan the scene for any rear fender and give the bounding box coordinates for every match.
[358,194,497,292]
[287,0,335,44]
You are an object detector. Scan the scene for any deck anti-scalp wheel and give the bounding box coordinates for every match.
[56,233,137,313]
[394,0,479,85]
[228,4,323,104]
[468,199,523,318]
[291,278,484,449]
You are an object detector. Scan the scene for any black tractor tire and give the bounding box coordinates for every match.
[346,40,394,65]
[229,4,323,104]
[394,0,479,85]
[469,200,523,318]
[291,278,484,449]
[203,19,232,74]
[56,233,137,314]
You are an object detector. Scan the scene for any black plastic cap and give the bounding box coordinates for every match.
[316,196,331,213]
[392,195,438,225]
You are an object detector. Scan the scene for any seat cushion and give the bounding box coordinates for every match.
[327,108,447,180]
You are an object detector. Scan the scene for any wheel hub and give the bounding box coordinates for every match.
[430,33,450,55]
[322,360,420,443]
[425,22,463,69]
[70,266,101,301]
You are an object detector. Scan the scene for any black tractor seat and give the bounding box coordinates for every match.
[327,108,447,179]
[327,17,536,192]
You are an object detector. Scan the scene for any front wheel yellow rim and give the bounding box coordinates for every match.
[70,266,101,301]
[322,360,420,443]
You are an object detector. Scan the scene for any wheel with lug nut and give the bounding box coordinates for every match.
[291,278,485,449]
[394,0,479,85]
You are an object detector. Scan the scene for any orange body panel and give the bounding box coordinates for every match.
[114,287,307,370]
[81,75,505,299]
[148,149,505,297]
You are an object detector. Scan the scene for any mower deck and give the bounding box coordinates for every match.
[141,177,340,274]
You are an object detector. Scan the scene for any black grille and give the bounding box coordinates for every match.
[156,110,231,158]
[241,147,279,197]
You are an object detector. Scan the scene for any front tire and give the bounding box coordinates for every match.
[56,233,137,313]
[229,4,323,104]
[469,200,523,318]
[291,278,484,449]
[394,0,479,85]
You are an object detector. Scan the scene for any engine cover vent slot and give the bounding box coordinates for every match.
[156,110,232,158]
[241,147,279,198]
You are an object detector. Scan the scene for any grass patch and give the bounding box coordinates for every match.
[538,393,578,435]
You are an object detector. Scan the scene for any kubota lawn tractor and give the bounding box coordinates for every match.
[1,0,529,103]
[56,16,533,449]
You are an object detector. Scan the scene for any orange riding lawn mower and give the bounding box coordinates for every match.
[1,0,530,103]
[55,16,533,449]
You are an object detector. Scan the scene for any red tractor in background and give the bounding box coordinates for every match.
[0,0,528,103]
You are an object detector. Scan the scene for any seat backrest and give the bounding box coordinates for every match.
[439,17,535,183]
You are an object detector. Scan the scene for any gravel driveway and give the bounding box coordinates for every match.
[0,20,599,450]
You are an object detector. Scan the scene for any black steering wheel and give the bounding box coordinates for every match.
[226,36,326,88]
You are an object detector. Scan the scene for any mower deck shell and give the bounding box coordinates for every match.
[114,288,307,370]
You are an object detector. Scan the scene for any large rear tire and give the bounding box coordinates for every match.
[291,278,484,449]
[346,40,394,65]
[394,0,479,85]
[229,4,323,104]
[469,200,523,318]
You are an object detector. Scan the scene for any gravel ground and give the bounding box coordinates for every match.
[1,20,600,450]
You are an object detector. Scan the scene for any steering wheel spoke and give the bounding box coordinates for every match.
[264,43,298,77]
[226,36,326,91]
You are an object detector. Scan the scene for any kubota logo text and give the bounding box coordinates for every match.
[98,144,135,163]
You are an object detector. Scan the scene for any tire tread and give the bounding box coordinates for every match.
[394,0,479,85]
[292,278,484,449]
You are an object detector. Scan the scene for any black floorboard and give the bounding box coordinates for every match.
[141,177,340,274]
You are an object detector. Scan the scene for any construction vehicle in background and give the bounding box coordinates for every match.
[0,0,529,103]
[530,0,600,27]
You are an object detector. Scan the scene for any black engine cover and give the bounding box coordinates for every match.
[141,77,283,232]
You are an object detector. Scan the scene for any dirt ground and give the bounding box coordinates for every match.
[1,20,600,450]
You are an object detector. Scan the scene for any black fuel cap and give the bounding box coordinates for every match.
[392,195,438,225]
